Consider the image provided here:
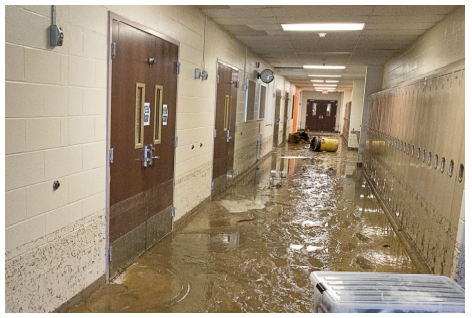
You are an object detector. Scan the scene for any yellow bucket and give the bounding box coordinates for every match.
[319,138,339,152]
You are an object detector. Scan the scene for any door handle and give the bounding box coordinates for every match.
[143,145,151,167]
[227,130,232,142]
[143,144,160,167]
[148,144,159,165]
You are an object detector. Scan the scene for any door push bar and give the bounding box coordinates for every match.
[143,144,160,167]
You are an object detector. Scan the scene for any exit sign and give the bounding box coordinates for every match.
[322,90,328,94]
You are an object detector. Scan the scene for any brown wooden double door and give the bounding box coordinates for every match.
[212,62,238,195]
[306,99,337,132]
[109,17,178,278]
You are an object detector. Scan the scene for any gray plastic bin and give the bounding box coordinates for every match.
[310,271,465,313]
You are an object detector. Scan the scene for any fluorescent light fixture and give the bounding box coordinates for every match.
[325,80,339,83]
[282,23,365,31]
[314,88,337,91]
[310,80,324,82]
[316,89,336,92]
[304,65,346,69]
[308,75,342,77]
[313,84,337,87]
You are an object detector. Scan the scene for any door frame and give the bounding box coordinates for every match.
[106,11,180,282]
[210,59,239,198]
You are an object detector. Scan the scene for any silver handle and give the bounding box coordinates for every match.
[148,144,160,166]
[143,145,150,167]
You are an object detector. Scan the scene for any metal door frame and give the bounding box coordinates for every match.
[106,11,180,282]
[210,59,239,198]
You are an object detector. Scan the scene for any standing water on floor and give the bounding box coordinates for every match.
[72,134,418,313]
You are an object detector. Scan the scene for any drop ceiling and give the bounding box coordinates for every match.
[197,5,459,90]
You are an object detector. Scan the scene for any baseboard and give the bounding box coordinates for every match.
[173,196,211,231]
[53,274,106,313]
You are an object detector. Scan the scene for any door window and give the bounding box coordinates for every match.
[326,103,331,116]
[224,95,230,131]
[135,83,145,149]
[312,103,317,115]
[154,85,163,144]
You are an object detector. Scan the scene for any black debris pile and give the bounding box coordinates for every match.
[287,131,309,143]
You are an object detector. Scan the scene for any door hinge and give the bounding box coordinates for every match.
[171,207,175,218]
[174,136,178,148]
[109,247,112,261]
[111,42,116,58]
[177,62,181,74]
[211,181,214,190]
[214,129,217,138]
[235,80,239,88]
[216,75,219,84]
[109,148,114,163]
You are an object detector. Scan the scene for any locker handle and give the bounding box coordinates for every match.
[449,160,454,178]
[459,164,464,183]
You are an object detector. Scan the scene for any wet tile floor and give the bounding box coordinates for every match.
[72,134,418,313]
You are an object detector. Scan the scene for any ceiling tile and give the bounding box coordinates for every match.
[372,5,458,16]
[365,22,437,30]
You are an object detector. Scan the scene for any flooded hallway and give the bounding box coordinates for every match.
[4,4,466,313]
[71,136,419,312]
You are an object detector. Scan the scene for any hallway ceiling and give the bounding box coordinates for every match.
[197,5,459,90]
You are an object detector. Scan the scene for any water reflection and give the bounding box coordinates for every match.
[72,134,418,313]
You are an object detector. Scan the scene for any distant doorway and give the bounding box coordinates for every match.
[305,99,337,132]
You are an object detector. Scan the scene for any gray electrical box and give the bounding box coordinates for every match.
[50,25,64,47]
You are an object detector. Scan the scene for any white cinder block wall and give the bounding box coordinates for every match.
[5,5,296,312]
[382,6,464,89]
[5,5,107,313]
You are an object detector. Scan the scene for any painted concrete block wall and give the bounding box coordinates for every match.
[347,79,365,148]
[382,6,465,89]
[5,5,107,312]
[5,5,295,312]
[299,91,343,130]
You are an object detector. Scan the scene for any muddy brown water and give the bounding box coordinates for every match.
[72,135,418,313]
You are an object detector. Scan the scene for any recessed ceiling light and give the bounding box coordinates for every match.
[304,65,346,69]
[310,80,324,82]
[308,75,342,77]
[282,23,365,31]
[313,84,337,87]
[325,80,339,83]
